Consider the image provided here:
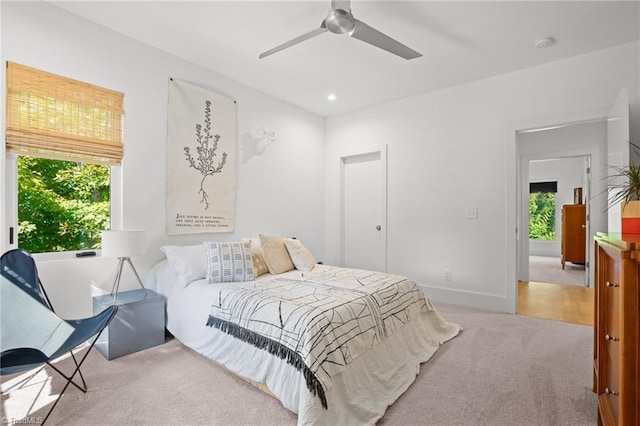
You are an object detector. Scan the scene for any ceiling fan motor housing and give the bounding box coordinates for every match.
[325,8,355,34]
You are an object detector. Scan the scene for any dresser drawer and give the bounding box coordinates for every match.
[603,342,620,424]
[603,285,620,342]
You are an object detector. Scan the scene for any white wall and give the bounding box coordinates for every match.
[324,41,639,312]
[528,156,588,257]
[1,2,326,318]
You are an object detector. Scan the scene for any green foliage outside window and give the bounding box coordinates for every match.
[529,192,556,240]
[18,156,110,253]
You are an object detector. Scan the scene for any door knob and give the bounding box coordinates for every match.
[376,225,381,231]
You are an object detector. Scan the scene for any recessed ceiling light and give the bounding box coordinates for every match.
[534,37,556,49]
[327,93,337,101]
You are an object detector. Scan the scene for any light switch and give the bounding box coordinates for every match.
[465,208,479,219]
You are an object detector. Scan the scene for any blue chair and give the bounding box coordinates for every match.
[0,249,118,424]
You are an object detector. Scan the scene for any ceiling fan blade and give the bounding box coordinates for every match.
[331,0,351,12]
[350,19,422,60]
[259,25,328,59]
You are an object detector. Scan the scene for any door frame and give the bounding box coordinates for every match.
[339,144,388,270]
[506,108,608,313]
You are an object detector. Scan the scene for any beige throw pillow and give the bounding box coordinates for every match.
[285,238,316,271]
[242,237,269,277]
[258,234,295,274]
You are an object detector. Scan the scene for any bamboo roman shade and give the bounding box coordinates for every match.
[5,62,124,166]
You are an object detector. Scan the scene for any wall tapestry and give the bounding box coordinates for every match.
[166,79,236,234]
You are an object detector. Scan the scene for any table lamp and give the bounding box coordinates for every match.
[101,229,146,302]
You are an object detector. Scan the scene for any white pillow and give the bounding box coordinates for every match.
[285,238,316,271]
[144,259,179,296]
[160,245,207,284]
[258,234,295,274]
[205,241,255,283]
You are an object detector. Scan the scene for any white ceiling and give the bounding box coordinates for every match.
[50,0,640,117]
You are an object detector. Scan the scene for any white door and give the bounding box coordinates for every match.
[341,148,387,272]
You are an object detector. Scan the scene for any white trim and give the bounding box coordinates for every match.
[420,285,507,313]
[1,59,7,252]
[3,155,17,251]
[110,165,123,230]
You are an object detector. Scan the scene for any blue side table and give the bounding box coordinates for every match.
[93,288,165,360]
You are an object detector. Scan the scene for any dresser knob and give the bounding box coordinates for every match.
[605,281,619,288]
[605,388,619,396]
[605,334,620,342]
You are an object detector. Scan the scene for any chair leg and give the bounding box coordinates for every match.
[69,351,87,390]
[46,363,87,393]
[40,332,104,424]
[45,350,88,393]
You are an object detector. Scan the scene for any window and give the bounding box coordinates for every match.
[529,181,557,241]
[5,62,124,254]
[17,157,110,252]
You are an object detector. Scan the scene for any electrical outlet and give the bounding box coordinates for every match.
[465,207,479,219]
[444,269,452,281]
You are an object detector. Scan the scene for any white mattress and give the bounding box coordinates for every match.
[145,260,460,425]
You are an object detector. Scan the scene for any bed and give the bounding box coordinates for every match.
[144,238,460,425]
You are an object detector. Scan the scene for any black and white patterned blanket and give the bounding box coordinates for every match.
[205,265,433,408]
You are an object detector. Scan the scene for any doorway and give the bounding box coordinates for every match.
[340,145,388,272]
[508,90,629,315]
[515,120,606,322]
[520,155,593,325]
[527,156,589,287]
[516,120,606,288]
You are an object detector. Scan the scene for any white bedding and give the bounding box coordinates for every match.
[146,260,460,425]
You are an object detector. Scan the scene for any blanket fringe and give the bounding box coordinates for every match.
[206,315,328,409]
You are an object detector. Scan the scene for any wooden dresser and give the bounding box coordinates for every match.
[561,204,586,269]
[593,233,640,426]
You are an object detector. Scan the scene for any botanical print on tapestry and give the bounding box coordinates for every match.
[166,79,236,234]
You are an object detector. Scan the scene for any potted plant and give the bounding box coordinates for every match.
[607,141,640,233]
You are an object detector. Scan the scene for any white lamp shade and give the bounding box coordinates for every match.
[101,230,146,258]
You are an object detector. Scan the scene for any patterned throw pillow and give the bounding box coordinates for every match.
[205,241,255,283]
[241,237,269,277]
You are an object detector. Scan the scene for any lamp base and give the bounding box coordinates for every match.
[110,257,144,303]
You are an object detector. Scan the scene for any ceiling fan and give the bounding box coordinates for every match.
[259,0,422,60]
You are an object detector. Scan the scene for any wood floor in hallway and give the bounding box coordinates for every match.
[517,280,594,326]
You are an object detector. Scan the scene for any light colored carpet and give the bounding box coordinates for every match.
[529,255,586,286]
[1,303,596,425]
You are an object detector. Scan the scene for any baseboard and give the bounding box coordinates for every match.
[529,250,559,257]
[420,285,507,313]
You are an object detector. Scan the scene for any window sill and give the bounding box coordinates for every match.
[33,250,103,262]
